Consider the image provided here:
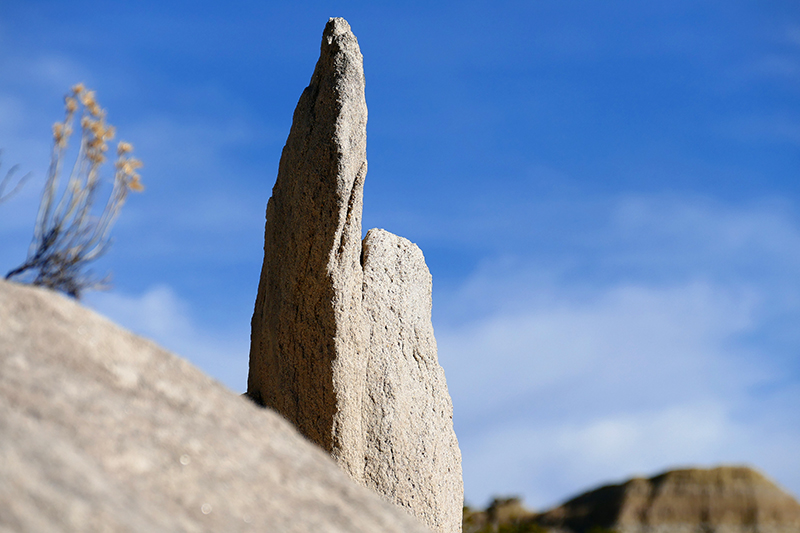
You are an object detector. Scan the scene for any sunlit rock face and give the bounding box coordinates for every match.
[536,466,800,533]
[246,16,369,475]
[246,17,462,533]
[360,228,463,533]
[0,279,433,533]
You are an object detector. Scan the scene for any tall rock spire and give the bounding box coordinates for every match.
[247,17,368,472]
[247,17,463,533]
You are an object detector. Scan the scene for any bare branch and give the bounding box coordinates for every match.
[0,151,31,204]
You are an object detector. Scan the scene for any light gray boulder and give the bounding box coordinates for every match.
[247,17,463,533]
[0,279,432,533]
[361,229,464,533]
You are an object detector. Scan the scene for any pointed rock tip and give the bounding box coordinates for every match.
[319,17,363,72]
[325,17,353,38]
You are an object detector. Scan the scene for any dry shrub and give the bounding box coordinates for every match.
[0,151,30,204]
[5,84,143,298]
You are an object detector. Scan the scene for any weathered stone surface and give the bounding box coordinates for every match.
[247,16,368,480]
[536,466,800,533]
[0,279,432,533]
[361,229,463,533]
[246,18,463,533]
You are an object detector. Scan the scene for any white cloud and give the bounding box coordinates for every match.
[440,281,762,420]
[88,285,193,339]
[461,402,743,509]
[85,285,250,393]
[437,195,800,509]
[443,280,799,507]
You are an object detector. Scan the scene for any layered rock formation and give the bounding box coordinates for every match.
[246,17,462,533]
[0,279,433,533]
[535,466,800,533]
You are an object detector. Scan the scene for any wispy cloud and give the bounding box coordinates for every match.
[85,285,250,392]
[461,398,800,509]
[722,115,800,146]
[788,25,800,48]
[728,24,800,87]
[437,194,800,508]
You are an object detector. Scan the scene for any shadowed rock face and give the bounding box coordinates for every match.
[536,466,800,533]
[246,17,462,533]
[0,280,433,533]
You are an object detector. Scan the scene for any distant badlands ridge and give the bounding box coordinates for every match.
[464,465,800,533]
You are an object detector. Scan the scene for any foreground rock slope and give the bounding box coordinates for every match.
[247,17,462,533]
[0,280,432,533]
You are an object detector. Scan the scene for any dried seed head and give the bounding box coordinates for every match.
[88,150,105,164]
[52,122,68,148]
[128,175,145,192]
[80,90,96,108]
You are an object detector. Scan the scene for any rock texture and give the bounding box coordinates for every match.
[247,16,368,470]
[535,466,800,533]
[0,279,433,533]
[361,229,463,533]
[246,17,462,533]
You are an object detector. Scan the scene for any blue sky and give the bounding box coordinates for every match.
[1,0,798,510]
